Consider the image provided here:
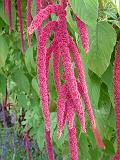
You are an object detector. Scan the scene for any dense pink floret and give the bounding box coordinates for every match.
[52,47,61,93]
[57,84,67,139]
[66,94,74,130]
[114,42,120,160]
[74,14,89,53]
[28,4,65,35]
[68,126,78,160]
[68,36,95,127]
[57,14,86,133]
[37,21,57,131]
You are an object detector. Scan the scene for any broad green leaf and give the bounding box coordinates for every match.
[18,93,27,108]
[103,139,115,155]
[12,70,30,93]
[32,77,39,96]
[87,21,116,76]
[69,0,98,27]
[25,47,36,74]
[102,64,114,106]
[0,36,9,68]
[95,83,112,137]
[87,71,101,107]
[78,133,91,160]
[36,122,45,151]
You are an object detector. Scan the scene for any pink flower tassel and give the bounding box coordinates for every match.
[44,128,54,160]
[68,126,78,160]
[114,42,120,159]
[57,14,86,133]
[27,0,31,46]
[27,4,65,35]
[8,0,12,33]
[74,14,89,53]
[37,21,57,131]
[68,36,96,128]
[17,0,25,53]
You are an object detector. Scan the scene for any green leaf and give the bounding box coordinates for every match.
[87,21,116,76]
[18,93,27,108]
[12,70,30,93]
[32,77,39,96]
[0,36,9,68]
[102,64,114,106]
[103,139,115,155]
[25,47,36,74]
[78,133,91,160]
[69,0,98,27]
[36,122,45,151]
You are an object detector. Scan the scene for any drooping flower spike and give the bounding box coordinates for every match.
[37,20,58,131]
[68,126,78,160]
[57,13,86,133]
[73,14,89,53]
[27,2,105,159]
[27,4,65,35]
[114,42,120,160]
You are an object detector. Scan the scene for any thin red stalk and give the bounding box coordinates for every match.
[2,0,6,16]
[25,127,31,160]
[57,14,86,133]
[27,0,31,46]
[44,128,54,160]
[68,126,78,160]
[37,21,57,131]
[8,0,12,33]
[17,0,25,53]
[2,81,8,128]
[114,42,120,160]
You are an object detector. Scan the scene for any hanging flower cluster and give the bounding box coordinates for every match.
[2,0,105,160]
[114,42,120,160]
[27,1,105,160]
